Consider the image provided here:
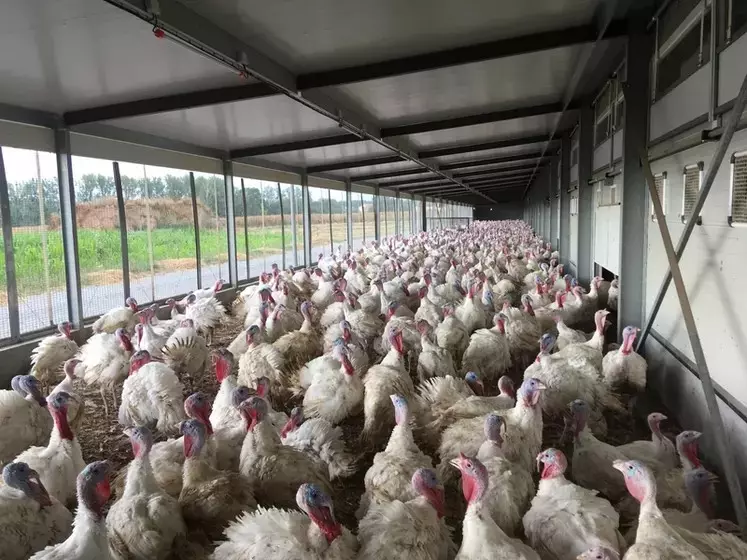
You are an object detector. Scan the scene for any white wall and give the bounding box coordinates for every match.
[647,126,747,408]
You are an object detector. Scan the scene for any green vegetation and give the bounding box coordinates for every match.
[0,226,286,294]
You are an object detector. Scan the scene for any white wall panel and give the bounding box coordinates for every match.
[718,31,747,105]
[593,138,611,172]
[650,63,710,141]
[646,127,747,408]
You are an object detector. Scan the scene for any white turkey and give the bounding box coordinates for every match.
[461,312,511,381]
[602,325,647,390]
[76,328,133,417]
[30,322,79,393]
[0,375,53,465]
[91,297,138,334]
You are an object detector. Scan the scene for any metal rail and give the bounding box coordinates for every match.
[640,142,747,534]
[639,70,747,349]
[112,162,131,299]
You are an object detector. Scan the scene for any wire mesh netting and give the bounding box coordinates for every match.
[71,155,126,318]
[732,155,747,224]
[194,172,227,288]
[280,183,294,269]
[235,180,250,283]
[352,193,375,248]
[1,147,68,335]
[309,187,332,261]
[119,162,198,303]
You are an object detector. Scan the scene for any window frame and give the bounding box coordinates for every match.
[680,162,704,224]
[652,171,668,220]
[728,150,747,227]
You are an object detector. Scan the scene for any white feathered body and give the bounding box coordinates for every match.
[0,390,52,464]
[603,349,648,391]
[281,417,355,480]
[162,325,207,375]
[118,362,186,435]
[77,333,131,396]
[461,326,511,381]
[30,335,78,389]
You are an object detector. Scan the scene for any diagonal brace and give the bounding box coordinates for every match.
[640,144,747,535]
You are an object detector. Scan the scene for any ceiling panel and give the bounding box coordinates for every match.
[327,46,582,124]
[0,0,239,113]
[433,143,551,164]
[405,114,561,149]
[104,97,340,151]
[262,140,393,167]
[179,0,598,72]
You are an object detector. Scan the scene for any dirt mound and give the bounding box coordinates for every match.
[50,197,217,230]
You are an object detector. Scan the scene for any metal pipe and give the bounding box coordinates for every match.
[142,166,155,302]
[113,162,130,300]
[0,148,20,339]
[302,176,311,265]
[36,152,53,325]
[327,189,333,254]
[374,187,381,241]
[648,0,675,31]
[345,179,353,249]
[639,70,747,349]
[639,143,747,535]
[189,172,202,289]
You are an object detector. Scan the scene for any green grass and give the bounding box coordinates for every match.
[0,226,287,294]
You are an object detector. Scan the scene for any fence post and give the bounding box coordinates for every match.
[112,162,130,300]
[223,160,237,288]
[189,172,202,290]
[54,129,83,329]
[327,189,333,254]
[0,148,19,339]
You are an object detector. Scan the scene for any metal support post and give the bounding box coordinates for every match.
[576,101,594,285]
[240,180,250,279]
[302,174,312,265]
[189,172,202,289]
[112,162,130,299]
[277,182,286,270]
[223,160,237,288]
[54,129,84,328]
[619,19,652,333]
[559,136,571,259]
[549,155,559,248]
[0,148,19,339]
[639,71,747,349]
[327,190,333,254]
[345,179,353,249]
[395,191,401,236]
[289,182,298,267]
[641,146,747,535]
[374,186,381,240]
[421,196,427,232]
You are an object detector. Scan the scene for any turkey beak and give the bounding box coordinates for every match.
[536,381,547,391]
[28,469,52,507]
[707,471,719,483]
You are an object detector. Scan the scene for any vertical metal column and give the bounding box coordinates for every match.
[559,136,571,261]
[277,182,286,270]
[189,172,202,289]
[421,196,427,232]
[240,180,250,279]
[642,148,747,534]
[302,174,312,265]
[0,148,19,339]
[395,192,401,236]
[222,160,237,288]
[548,165,556,243]
[327,190,333,254]
[374,186,381,241]
[54,129,83,328]
[345,179,353,249]
[619,21,653,333]
[576,101,595,285]
[112,162,130,300]
[289,182,298,267]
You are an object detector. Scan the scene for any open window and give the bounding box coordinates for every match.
[652,172,667,220]
[681,162,703,225]
[728,151,747,227]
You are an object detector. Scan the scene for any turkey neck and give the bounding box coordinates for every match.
[384,423,418,454]
[183,454,218,488]
[477,440,504,462]
[380,346,404,370]
[124,453,160,498]
[537,473,571,495]
[244,418,281,456]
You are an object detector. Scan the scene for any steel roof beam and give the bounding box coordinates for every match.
[423,183,526,197]
[411,179,529,194]
[419,133,559,159]
[379,165,537,189]
[307,155,403,174]
[349,153,549,181]
[77,1,495,199]
[230,100,575,157]
[63,17,624,125]
[297,21,627,89]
